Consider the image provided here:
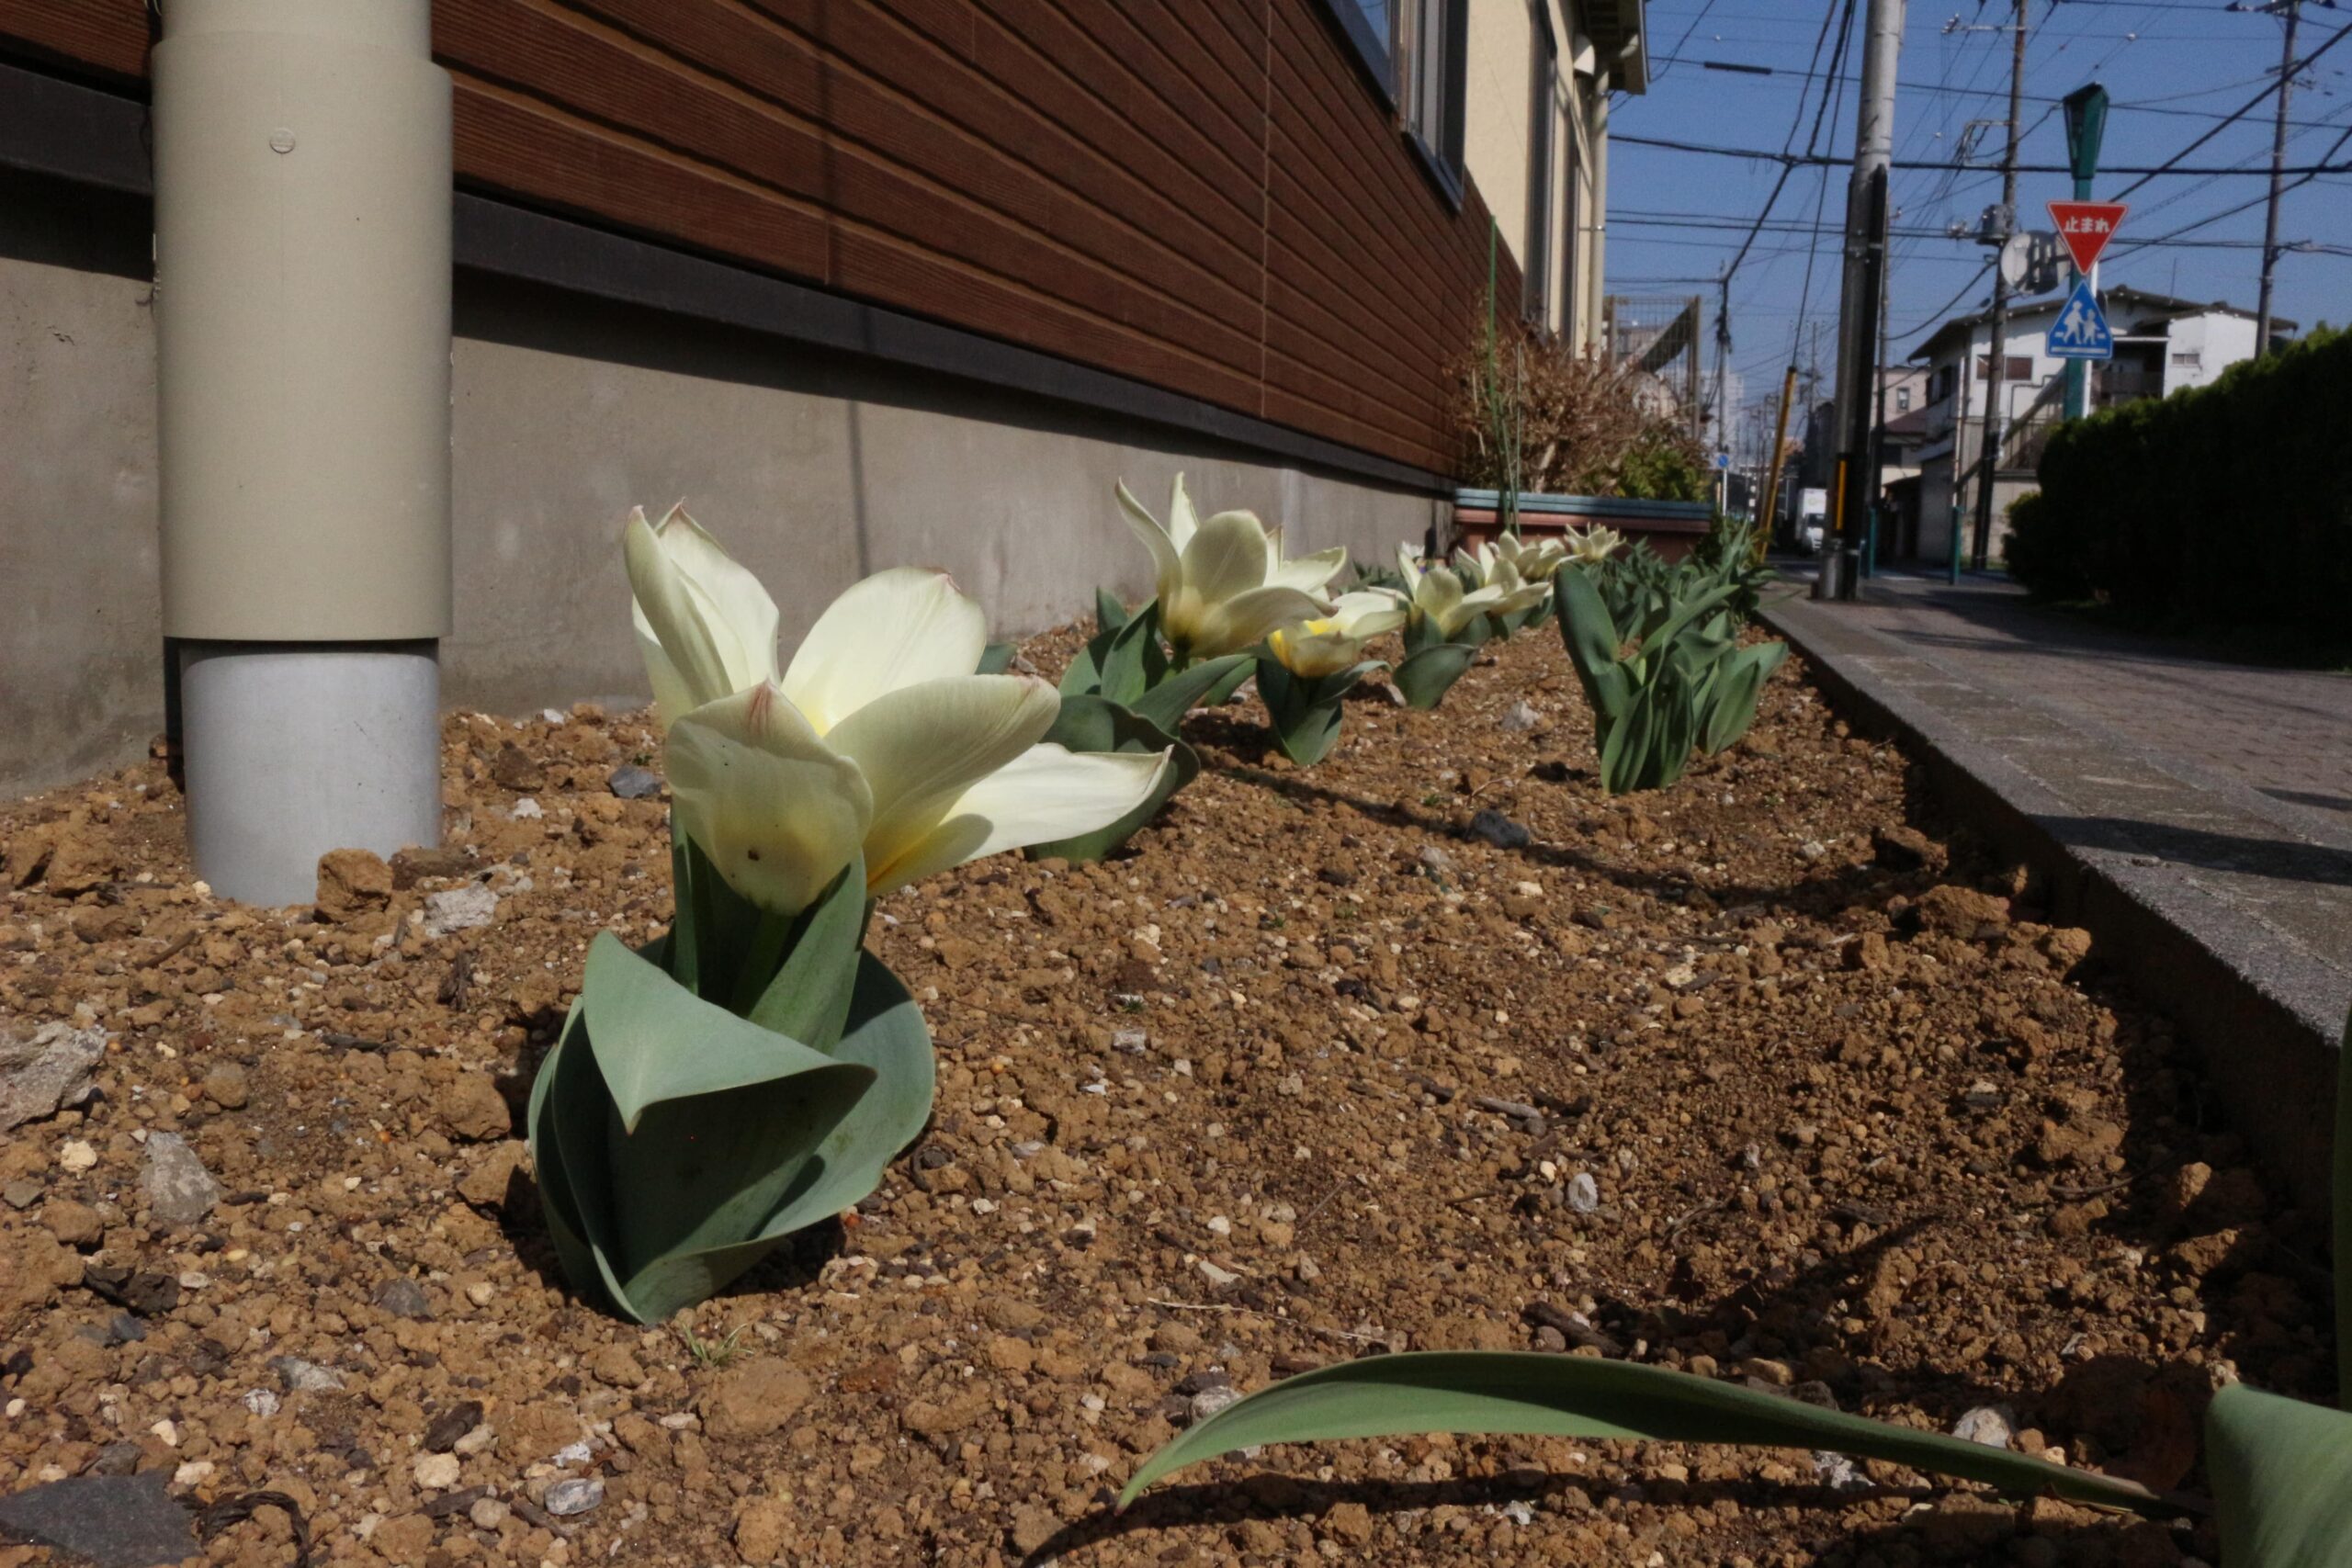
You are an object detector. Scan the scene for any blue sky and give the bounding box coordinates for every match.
[1607,0,2352,412]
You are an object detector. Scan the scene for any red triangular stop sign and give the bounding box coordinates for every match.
[2047,201,2129,271]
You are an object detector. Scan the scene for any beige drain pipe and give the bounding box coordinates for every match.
[154,0,452,906]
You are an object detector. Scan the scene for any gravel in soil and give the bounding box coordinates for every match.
[0,626,2329,1568]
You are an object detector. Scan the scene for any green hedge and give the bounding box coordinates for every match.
[2008,326,2352,638]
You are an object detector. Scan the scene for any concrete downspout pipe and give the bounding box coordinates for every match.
[153,0,452,906]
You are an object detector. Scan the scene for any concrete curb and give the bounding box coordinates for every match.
[1762,588,2344,1209]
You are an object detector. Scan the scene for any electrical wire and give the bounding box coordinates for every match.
[2112,16,2352,197]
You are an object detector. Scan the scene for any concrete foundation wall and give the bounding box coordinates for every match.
[1,172,1442,798]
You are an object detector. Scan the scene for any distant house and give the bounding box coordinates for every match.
[1902,288,2292,565]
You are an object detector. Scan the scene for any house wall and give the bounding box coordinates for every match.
[1465,0,1537,271]
[2163,313,2257,394]
[0,0,1514,475]
[0,170,1441,796]
[1464,0,1611,348]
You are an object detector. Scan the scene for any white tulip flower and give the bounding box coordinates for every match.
[1391,542,1506,641]
[1456,547,1550,619]
[1565,524,1626,565]
[1116,475,1342,663]
[1495,534,1568,583]
[625,503,784,728]
[1266,592,1408,680]
[645,551,1170,913]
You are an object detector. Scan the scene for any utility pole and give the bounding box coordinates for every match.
[1712,267,1732,455]
[1759,365,1800,544]
[2242,0,2303,358]
[1869,269,1893,574]
[1822,0,1905,600]
[1970,0,2028,571]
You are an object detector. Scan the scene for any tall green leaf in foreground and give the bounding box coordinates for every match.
[2203,1006,2352,1566]
[1118,1351,2169,1516]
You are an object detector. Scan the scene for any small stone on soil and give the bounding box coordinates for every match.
[139,1132,220,1228]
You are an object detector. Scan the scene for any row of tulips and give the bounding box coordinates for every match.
[529,482,1616,1321]
[520,485,2335,1563]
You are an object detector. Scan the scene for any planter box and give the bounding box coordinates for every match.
[1453,490,1715,561]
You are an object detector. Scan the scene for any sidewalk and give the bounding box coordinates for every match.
[1762,567,2351,1202]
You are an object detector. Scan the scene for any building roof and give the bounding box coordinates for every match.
[1586,0,1651,92]
[1905,285,2297,362]
[1881,406,1934,442]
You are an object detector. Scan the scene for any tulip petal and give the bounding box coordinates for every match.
[872,744,1171,897]
[784,567,989,734]
[666,685,874,916]
[1181,510,1279,607]
[1396,541,1426,590]
[1189,583,1335,660]
[1331,592,1408,640]
[1116,480,1184,604]
[650,504,782,685]
[630,615,706,733]
[1166,474,1201,555]
[1265,544,1348,594]
[823,674,1063,895]
[1443,583,1507,637]
[626,509,743,721]
[1416,563,1464,631]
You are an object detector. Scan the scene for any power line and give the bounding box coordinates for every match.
[1651,51,2346,128]
[1612,130,2352,172]
[2112,14,2352,196]
[1720,0,1858,287]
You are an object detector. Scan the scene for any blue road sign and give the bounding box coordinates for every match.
[1713,451,1731,470]
[2045,278,2114,360]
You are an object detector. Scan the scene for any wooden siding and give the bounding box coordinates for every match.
[0,0,1510,474]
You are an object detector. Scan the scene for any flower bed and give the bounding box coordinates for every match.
[0,627,2324,1567]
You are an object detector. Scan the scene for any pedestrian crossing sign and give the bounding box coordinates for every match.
[2045,278,2113,361]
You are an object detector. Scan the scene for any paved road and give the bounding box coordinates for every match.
[1804,571,2352,829]
[1763,568,2349,1192]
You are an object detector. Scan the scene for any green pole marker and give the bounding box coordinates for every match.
[2060,84,2109,423]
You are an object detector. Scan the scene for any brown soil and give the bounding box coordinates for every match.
[0,627,2328,1568]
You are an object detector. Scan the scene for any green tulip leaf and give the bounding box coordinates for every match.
[977,641,1016,675]
[529,941,935,1325]
[1391,643,1476,709]
[1129,653,1253,733]
[1119,1351,2171,1518]
[1026,694,1201,862]
[1095,586,1133,636]
[2209,1383,2352,1566]
[1255,657,1380,768]
[743,856,871,1048]
[1062,599,1162,700]
[1556,570,1624,709]
[1698,640,1787,755]
[744,953,937,1238]
[576,933,868,1134]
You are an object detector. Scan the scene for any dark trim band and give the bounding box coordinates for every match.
[0,57,1450,496]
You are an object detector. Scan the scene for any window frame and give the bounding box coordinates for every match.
[1312,0,1468,209]
[1314,0,1400,111]
[1396,0,1470,207]
[1523,1,1558,321]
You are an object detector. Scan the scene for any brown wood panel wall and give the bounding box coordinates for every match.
[0,0,1510,475]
